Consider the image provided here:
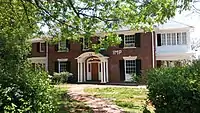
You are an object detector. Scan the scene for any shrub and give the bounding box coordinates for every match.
[147,60,200,113]
[0,62,60,113]
[52,72,73,84]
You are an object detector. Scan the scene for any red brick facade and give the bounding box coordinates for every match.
[30,32,156,83]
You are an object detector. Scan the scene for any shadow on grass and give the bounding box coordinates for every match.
[58,91,93,113]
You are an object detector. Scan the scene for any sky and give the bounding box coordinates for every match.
[172,6,200,39]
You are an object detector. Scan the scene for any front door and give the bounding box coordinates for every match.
[91,63,98,81]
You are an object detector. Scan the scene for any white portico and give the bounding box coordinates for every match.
[76,52,109,83]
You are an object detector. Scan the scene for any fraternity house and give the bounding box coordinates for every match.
[29,21,195,83]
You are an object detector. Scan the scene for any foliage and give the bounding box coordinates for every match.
[147,60,200,113]
[0,1,60,112]
[52,72,73,84]
[131,73,141,83]
[0,63,60,113]
[85,87,154,113]
[0,0,192,51]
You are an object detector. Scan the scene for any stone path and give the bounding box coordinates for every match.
[66,84,146,113]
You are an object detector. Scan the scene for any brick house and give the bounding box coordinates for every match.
[29,21,195,83]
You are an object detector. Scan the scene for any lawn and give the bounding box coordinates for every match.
[85,87,154,113]
[57,86,93,113]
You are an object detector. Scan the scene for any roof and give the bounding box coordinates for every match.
[156,20,194,30]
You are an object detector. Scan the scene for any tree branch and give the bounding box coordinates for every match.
[68,0,80,18]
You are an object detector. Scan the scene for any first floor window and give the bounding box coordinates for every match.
[125,60,136,75]
[124,35,135,47]
[59,61,67,72]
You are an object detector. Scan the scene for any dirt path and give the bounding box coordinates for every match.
[66,84,146,113]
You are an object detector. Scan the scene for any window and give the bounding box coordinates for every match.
[124,35,135,48]
[160,32,187,46]
[177,33,182,45]
[40,42,45,52]
[83,38,89,50]
[125,60,136,75]
[182,32,187,44]
[58,41,67,52]
[161,34,166,45]
[167,33,171,45]
[59,62,67,72]
[172,33,176,45]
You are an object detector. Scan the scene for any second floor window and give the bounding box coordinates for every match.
[40,42,45,52]
[58,41,68,52]
[124,35,135,48]
[160,32,187,46]
[83,38,89,50]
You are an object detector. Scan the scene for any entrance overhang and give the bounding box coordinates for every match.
[76,52,109,83]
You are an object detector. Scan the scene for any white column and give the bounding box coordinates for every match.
[106,61,109,82]
[78,62,80,82]
[80,62,83,82]
[83,61,86,82]
[103,62,106,83]
[101,61,104,83]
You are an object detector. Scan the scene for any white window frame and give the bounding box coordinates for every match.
[123,56,137,81]
[58,41,68,52]
[124,35,136,48]
[40,42,45,52]
[58,59,68,73]
[160,32,187,46]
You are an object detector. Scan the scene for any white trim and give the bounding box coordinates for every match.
[124,59,136,82]
[57,58,68,62]
[28,57,46,64]
[123,56,137,60]
[124,34,136,48]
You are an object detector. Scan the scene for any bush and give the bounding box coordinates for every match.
[0,63,60,113]
[52,72,73,84]
[147,60,200,113]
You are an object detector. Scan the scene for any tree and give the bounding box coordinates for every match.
[1,0,192,51]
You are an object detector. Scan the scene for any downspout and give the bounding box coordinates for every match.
[151,31,155,68]
[46,41,48,71]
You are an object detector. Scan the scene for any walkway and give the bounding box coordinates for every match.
[66,84,146,113]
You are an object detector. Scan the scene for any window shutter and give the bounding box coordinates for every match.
[135,33,141,47]
[119,34,124,48]
[55,61,59,72]
[37,42,40,52]
[136,59,141,76]
[80,38,83,51]
[55,43,58,51]
[157,34,161,46]
[66,40,70,51]
[66,61,71,72]
[119,60,125,81]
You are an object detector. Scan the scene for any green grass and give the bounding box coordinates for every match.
[85,87,154,113]
[57,86,93,113]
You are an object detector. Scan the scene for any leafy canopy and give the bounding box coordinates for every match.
[1,0,192,50]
